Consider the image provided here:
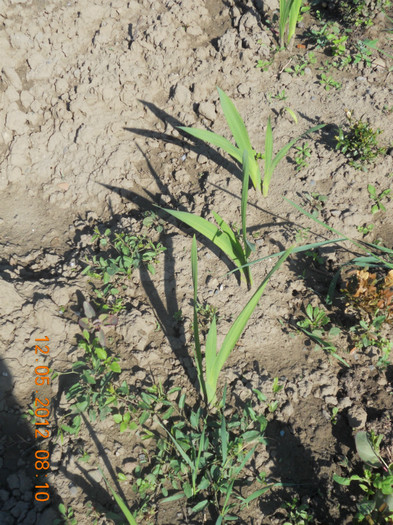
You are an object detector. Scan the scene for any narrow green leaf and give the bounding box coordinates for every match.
[205,316,217,382]
[241,151,252,277]
[283,107,298,124]
[191,236,207,401]
[287,0,302,44]
[178,127,241,163]
[99,468,137,525]
[162,207,246,278]
[263,117,274,197]
[220,416,228,465]
[191,500,209,514]
[206,247,294,403]
[157,421,194,469]
[240,484,275,505]
[161,492,186,503]
[217,87,261,191]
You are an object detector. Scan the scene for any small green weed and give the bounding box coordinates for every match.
[285,52,316,76]
[297,305,347,366]
[353,40,374,67]
[54,504,77,525]
[368,185,391,214]
[282,496,314,524]
[357,223,374,236]
[142,210,165,233]
[294,142,311,171]
[303,191,327,218]
[82,227,166,283]
[270,89,288,101]
[331,407,339,425]
[319,73,342,91]
[349,315,392,367]
[56,323,122,442]
[297,304,330,331]
[112,385,278,523]
[334,431,393,523]
[256,59,273,71]
[337,0,392,27]
[78,301,118,348]
[336,112,386,169]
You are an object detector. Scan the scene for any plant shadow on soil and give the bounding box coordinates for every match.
[126,100,244,182]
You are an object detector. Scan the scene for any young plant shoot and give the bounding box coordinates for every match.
[192,235,293,405]
[179,88,324,197]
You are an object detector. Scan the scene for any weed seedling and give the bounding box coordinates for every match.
[336,112,386,169]
[282,496,314,524]
[349,315,392,367]
[353,40,373,67]
[78,300,118,348]
[368,184,391,214]
[331,407,339,425]
[285,52,316,76]
[256,59,273,71]
[334,431,393,522]
[294,142,311,171]
[319,73,342,91]
[271,89,288,101]
[338,0,392,26]
[297,305,347,366]
[54,504,77,525]
[83,227,166,283]
[357,223,374,236]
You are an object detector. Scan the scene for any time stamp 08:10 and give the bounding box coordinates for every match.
[33,335,52,503]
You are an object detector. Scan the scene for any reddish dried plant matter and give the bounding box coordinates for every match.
[344,269,393,322]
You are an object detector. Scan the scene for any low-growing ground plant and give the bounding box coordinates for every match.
[110,384,279,524]
[82,227,166,284]
[348,314,392,367]
[296,304,347,366]
[319,72,342,91]
[368,184,391,214]
[335,112,386,169]
[337,0,392,27]
[334,431,393,523]
[294,142,311,171]
[284,52,316,76]
[55,322,122,442]
[343,268,393,324]
[53,504,77,525]
[282,496,314,524]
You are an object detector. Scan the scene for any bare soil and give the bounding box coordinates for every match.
[1,0,393,524]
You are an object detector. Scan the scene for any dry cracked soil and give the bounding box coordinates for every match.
[1,0,393,524]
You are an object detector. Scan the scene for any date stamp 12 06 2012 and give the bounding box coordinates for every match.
[33,335,52,503]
